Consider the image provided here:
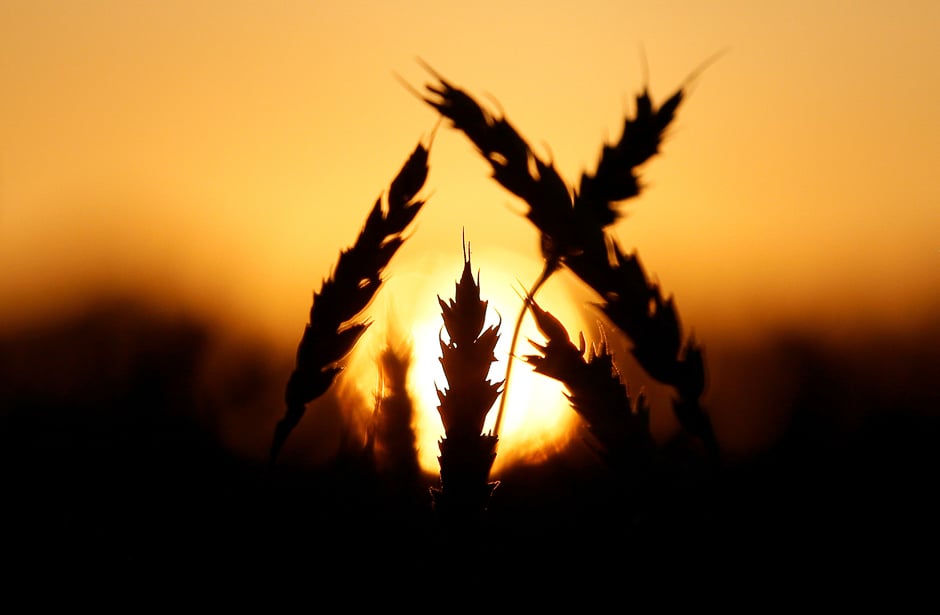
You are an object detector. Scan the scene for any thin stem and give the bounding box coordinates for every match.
[492,258,557,437]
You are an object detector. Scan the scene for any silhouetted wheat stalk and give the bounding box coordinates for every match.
[370,333,422,487]
[430,241,502,534]
[270,140,430,464]
[419,61,720,463]
[523,296,654,481]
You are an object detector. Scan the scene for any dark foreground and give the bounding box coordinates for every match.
[2,301,938,601]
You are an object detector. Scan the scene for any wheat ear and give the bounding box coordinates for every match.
[372,333,422,486]
[430,239,502,534]
[270,140,430,465]
[523,297,654,478]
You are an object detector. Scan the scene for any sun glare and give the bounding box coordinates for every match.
[344,247,590,476]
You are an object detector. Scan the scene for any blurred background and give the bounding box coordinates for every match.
[2,0,938,587]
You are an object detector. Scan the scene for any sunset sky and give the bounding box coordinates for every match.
[2,1,938,466]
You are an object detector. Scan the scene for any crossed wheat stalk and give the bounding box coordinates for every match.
[418,59,720,464]
[271,58,721,534]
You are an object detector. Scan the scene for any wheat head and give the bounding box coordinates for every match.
[270,140,430,464]
[523,296,654,478]
[430,241,502,532]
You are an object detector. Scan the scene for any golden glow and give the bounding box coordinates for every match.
[341,247,588,475]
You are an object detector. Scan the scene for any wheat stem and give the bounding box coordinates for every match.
[492,257,557,436]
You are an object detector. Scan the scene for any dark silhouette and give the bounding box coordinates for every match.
[370,330,427,511]
[2,298,939,594]
[429,241,502,542]
[272,139,430,464]
[524,297,655,492]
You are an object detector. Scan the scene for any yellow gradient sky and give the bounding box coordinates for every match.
[2,1,939,465]
[3,0,938,337]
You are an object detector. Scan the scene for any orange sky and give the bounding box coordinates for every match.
[3,0,937,340]
[2,1,939,465]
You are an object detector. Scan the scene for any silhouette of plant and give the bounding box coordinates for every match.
[369,330,423,489]
[418,63,719,462]
[430,241,502,535]
[268,60,719,565]
[270,139,430,464]
[523,296,654,482]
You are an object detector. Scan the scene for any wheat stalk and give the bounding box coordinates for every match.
[417,62,720,462]
[371,332,422,486]
[522,296,654,479]
[270,139,430,464]
[430,239,502,535]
